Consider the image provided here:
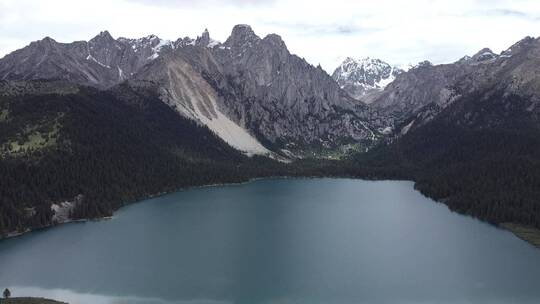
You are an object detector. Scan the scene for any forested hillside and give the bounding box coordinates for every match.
[353,88,540,230]
[0,81,271,234]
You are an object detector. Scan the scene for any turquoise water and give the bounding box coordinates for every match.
[1,179,540,304]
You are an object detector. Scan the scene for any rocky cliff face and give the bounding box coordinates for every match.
[332,57,402,101]
[0,31,174,88]
[132,25,383,156]
[209,25,381,152]
[131,49,272,156]
[369,36,540,134]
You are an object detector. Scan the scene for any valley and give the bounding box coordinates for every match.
[0,25,540,250]
[3,0,540,302]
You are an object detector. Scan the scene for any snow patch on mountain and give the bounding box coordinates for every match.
[207,39,221,48]
[118,35,173,60]
[150,38,173,58]
[117,66,125,80]
[332,57,402,100]
[86,54,111,68]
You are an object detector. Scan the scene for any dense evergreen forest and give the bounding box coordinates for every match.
[1,82,539,236]
[352,89,540,230]
[0,83,281,234]
[0,81,370,235]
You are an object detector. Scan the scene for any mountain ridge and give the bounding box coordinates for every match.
[0,26,385,157]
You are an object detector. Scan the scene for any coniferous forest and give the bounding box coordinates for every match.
[352,89,540,230]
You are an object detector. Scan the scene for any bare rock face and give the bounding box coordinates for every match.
[212,25,381,151]
[371,35,540,134]
[196,29,211,47]
[132,26,382,155]
[0,31,174,88]
[371,60,467,127]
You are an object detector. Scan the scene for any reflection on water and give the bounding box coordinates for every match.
[9,286,540,304]
[10,287,231,304]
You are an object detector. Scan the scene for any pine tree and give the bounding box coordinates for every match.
[3,288,10,299]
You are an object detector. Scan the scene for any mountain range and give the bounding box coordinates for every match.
[0,25,383,158]
[1,25,540,244]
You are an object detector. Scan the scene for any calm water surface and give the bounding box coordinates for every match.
[1,179,540,304]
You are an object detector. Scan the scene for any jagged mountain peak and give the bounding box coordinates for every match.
[41,36,57,43]
[225,24,260,47]
[119,34,166,45]
[414,60,433,68]
[332,57,402,101]
[0,31,177,87]
[514,35,537,46]
[31,36,59,50]
[502,35,540,56]
[232,24,255,34]
[333,57,401,78]
[471,48,497,62]
[263,33,286,47]
[194,28,221,48]
[196,28,211,46]
[474,47,494,54]
[91,30,115,43]
[140,24,380,155]
[136,34,161,43]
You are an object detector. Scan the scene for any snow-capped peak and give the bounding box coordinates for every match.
[117,35,173,60]
[149,38,173,59]
[332,57,403,100]
[471,48,497,62]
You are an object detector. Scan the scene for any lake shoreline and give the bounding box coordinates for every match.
[2,176,539,251]
[0,176,301,241]
[2,297,66,304]
[501,223,540,249]
[2,217,114,240]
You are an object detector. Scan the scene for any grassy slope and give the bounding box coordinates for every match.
[502,223,540,249]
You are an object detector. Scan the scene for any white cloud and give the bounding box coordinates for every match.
[0,0,539,73]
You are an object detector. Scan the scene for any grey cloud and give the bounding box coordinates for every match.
[262,21,384,36]
[489,9,540,21]
[126,0,275,8]
[455,8,540,21]
[491,9,528,17]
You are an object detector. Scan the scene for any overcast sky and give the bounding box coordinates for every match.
[1,0,539,72]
